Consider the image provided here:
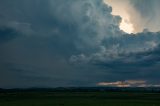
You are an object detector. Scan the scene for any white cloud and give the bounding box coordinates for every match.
[104,0,160,33]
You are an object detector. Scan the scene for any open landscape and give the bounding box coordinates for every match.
[1,0,160,106]
[0,88,160,106]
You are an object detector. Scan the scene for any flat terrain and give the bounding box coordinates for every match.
[0,91,160,106]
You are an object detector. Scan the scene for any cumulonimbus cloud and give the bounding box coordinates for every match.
[0,0,160,88]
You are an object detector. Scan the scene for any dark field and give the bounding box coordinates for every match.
[0,91,160,106]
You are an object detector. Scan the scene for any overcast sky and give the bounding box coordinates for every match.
[0,0,160,88]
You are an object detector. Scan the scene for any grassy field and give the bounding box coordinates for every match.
[0,91,160,106]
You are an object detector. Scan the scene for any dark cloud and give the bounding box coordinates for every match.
[0,0,160,88]
[0,27,18,43]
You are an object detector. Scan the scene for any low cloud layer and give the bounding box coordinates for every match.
[97,80,160,87]
[0,0,160,88]
[97,80,146,87]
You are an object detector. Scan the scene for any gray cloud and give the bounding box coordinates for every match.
[129,0,160,32]
[0,0,160,88]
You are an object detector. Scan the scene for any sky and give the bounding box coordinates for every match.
[0,0,160,88]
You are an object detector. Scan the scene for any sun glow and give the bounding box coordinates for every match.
[120,17,134,34]
[104,0,134,34]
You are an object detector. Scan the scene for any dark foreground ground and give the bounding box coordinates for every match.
[0,91,160,106]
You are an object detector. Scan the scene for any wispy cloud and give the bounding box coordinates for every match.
[97,80,160,87]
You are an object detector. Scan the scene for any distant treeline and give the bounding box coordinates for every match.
[0,87,160,93]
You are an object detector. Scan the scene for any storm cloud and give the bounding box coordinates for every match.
[0,0,160,88]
